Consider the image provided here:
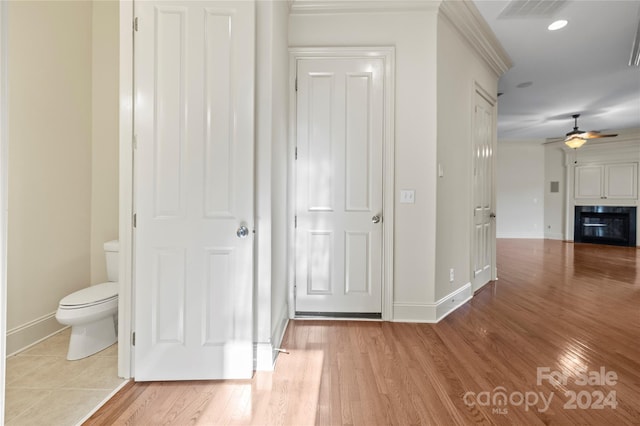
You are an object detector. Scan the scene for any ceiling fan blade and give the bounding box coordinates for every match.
[543,137,564,144]
[562,115,618,143]
[564,133,586,142]
[563,132,619,142]
[582,132,618,139]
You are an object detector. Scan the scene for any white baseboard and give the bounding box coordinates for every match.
[254,342,275,371]
[473,278,492,293]
[544,232,564,240]
[6,312,66,356]
[497,232,544,239]
[254,302,289,371]
[393,283,472,323]
[272,309,289,352]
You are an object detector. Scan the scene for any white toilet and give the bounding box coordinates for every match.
[56,240,119,360]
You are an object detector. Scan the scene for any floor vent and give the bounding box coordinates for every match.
[295,312,382,320]
[498,0,568,19]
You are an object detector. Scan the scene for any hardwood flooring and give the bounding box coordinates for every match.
[84,239,640,425]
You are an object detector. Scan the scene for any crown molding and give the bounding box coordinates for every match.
[290,0,442,15]
[438,0,512,77]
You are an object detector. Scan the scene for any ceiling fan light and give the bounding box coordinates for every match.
[548,19,568,31]
[565,138,587,149]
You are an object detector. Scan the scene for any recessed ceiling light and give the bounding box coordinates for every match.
[548,20,568,31]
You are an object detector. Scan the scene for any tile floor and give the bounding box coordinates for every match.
[4,328,127,426]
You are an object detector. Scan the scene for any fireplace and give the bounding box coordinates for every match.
[574,206,637,247]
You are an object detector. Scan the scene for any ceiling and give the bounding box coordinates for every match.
[473,0,640,140]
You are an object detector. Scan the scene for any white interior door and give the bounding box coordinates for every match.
[134,0,255,380]
[295,57,384,314]
[472,90,495,289]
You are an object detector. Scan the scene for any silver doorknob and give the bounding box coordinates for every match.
[372,215,381,224]
[236,226,249,238]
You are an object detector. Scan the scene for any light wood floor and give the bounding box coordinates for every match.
[85,240,640,425]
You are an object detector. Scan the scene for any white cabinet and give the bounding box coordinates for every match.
[606,163,637,199]
[575,165,603,198]
[574,163,638,201]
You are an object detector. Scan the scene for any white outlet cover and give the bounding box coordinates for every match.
[400,190,415,204]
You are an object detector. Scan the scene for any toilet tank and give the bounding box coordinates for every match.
[103,240,119,282]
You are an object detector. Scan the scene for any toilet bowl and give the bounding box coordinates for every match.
[56,240,119,360]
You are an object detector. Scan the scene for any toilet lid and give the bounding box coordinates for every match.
[60,282,118,307]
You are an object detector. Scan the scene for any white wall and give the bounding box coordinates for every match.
[6,1,120,354]
[90,1,119,284]
[504,132,640,243]
[496,140,545,238]
[255,0,289,368]
[289,7,440,317]
[6,1,93,353]
[268,1,290,344]
[544,144,565,239]
[435,13,498,301]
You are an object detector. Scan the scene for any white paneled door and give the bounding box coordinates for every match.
[472,90,495,290]
[134,0,255,380]
[295,58,384,314]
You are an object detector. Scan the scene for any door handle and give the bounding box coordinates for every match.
[236,226,249,238]
[372,215,382,224]
[489,213,496,218]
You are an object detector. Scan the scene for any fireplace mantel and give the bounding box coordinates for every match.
[561,135,640,245]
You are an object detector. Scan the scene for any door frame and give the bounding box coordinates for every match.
[118,0,134,379]
[470,81,498,291]
[0,1,8,421]
[287,47,395,321]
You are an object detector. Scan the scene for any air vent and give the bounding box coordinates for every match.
[498,0,568,19]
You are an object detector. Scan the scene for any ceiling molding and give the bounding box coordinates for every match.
[439,0,512,77]
[289,0,442,15]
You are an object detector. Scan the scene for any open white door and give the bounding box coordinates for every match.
[471,89,495,290]
[134,0,255,380]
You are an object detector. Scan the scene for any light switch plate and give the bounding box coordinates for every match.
[400,190,415,204]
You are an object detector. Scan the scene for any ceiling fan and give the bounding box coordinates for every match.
[563,114,618,148]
